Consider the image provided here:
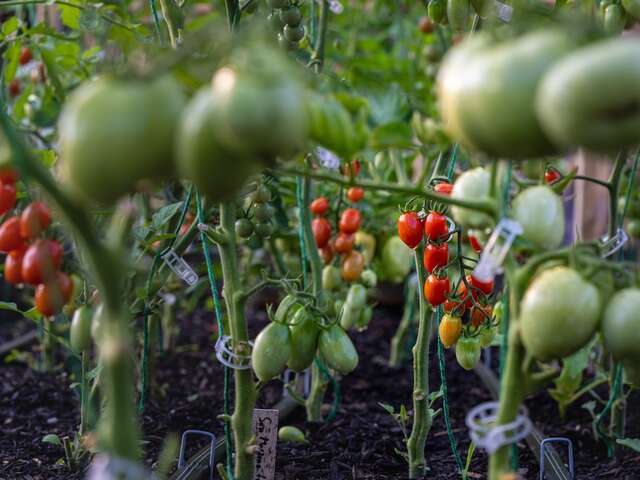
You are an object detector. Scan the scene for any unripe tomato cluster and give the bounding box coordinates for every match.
[235,183,275,246]
[267,0,305,51]
[0,169,72,317]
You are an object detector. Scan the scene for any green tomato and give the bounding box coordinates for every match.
[253,203,273,222]
[70,306,93,353]
[246,234,263,250]
[451,168,492,228]
[345,284,367,310]
[382,236,413,283]
[254,222,274,238]
[601,288,640,360]
[512,186,565,250]
[267,11,285,30]
[322,265,342,291]
[455,336,481,370]
[478,326,496,348]
[279,6,301,25]
[438,29,576,158]
[520,267,601,360]
[604,4,626,35]
[355,231,376,264]
[251,185,272,203]
[339,304,362,331]
[274,294,298,323]
[177,89,257,203]
[59,75,185,204]
[284,24,305,42]
[251,322,292,381]
[278,426,307,443]
[287,308,319,372]
[319,325,358,374]
[361,269,377,288]
[356,306,373,331]
[536,38,640,154]
[447,0,469,32]
[428,0,446,22]
[627,219,640,238]
[305,93,358,158]
[622,0,640,19]
[235,218,254,238]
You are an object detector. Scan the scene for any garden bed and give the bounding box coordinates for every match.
[2,305,639,479]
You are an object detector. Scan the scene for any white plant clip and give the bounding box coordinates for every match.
[161,248,198,286]
[472,219,523,283]
[87,455,156,480]
[215,335,253,370]
[315,146,341,171]
[466,401,532,454]
[599,228,628,258]
[316,0,343,14]
[492,1,513,22]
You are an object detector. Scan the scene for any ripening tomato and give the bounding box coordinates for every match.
[397,211,423,249]
[21,239,63,285]
[334,232,355,254]
[0,167,18,185]
[444,298,465,316]
[20,202,52,239]
[439,314,462,348]
[468,234,483,253]
[424,211,448,241]
[471,304,493,328]
[418,16,435,34]
[0,182,16,216]
[347,187,364,202]
[544,169,560,184]
[4,245,27,284]
[319,242,335,264]
[8,79,20,98]
[434,182,453,195]
[341,159,361,177]
[423,243,449,273]
[470,273,493,295]
[0,217,24,252]
[35,272,73,317]
[424,273,450,306]
[19,47,32,65]
[312,217,332,248]
[339,208,361,234]
[341,250,364,282]
[310,197,329,216]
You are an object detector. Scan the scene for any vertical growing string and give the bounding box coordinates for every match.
[196,191,234,478]
[139,186,194,413]
[295,176,309,289]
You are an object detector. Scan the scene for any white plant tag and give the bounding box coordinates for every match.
[252,409,279,480]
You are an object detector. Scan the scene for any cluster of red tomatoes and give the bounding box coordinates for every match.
[311,164,366,282]
[7,47,46,98]
[0,169,71,316]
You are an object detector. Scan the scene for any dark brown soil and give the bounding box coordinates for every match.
[2,304,640,480]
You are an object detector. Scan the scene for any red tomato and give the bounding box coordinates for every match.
[20,202,52,239]
[424,211,448,241]
[35,272,73,317]
[398,211,423,249]
[469,234,483,253]
[418,16,435,34]
[341,159,361,177]
[0,182,16,216]
[19,47,32,65]
[339,208,361,234]
[310,197,329,216]
[4,245,27,284]
[0,217,24,252]
[423,243,449,273]
[341,250,364,282]
[434,182,453,195]
[471,304,493,328]
[334,232,355,254]
[312,217,332,248]
[319,242,335,265]
[545,169,560,184]
[424,274,450,307]
[0,167,19,185]
[456,279,473,308]
[444,298,465,316]
[470,273,494,295]
[21,239,63,285]
[8,79,20,98]
[347,187,364,203]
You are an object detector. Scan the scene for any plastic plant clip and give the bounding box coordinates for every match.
[161,248,198,286]
[472,219,523,284]
[87,455,156,480]
[466,401,532,454]
[215,335,253,370]
[492,0,513,22]
[282,368,312,399]
[599,228,628,258]
[540,437,574,480]
[315,0,344,14]
[315,146,341,171]
[178,430,216,480]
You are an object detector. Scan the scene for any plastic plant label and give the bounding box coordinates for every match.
[252,409,279,480]
[472,219,523,283]
[315,146,341,170]
[161,248,198,286]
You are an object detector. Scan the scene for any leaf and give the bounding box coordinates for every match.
[370,121,413,149]
[617,438,640,452]
[57,0,81,29]
[399,404,408,425]
[3,42,21,83]
[151,202,182,230]
[379,402,395,415]
[1,17,20,38]
[42,434,62,446]
[39,47,65,101]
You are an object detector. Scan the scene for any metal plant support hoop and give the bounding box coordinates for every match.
[466,401,533,454]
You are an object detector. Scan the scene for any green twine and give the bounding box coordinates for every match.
[295,177,309,289]
[196,191,234,479]
[618,149,640,230]
[435,306,465,474]
[149,0,163,43]
[314,357,342,423]
[446,144,459,181]
[139,186,194,413]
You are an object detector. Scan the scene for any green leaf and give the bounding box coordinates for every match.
[1,17,20,38]
[399,404,408,425]
[617,438,640,452]
[151,202,182,230]
[3,42,21,83]
[42,434,62,446]
[378,402,395,415]
[371,121,414,149]
[39,48,65,101]
[57,0,81,29]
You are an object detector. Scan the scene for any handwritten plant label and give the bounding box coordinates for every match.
[252,409,279,480]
